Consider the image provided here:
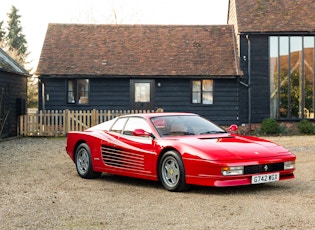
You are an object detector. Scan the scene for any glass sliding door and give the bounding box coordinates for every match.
[269,36,279,118]
[289,36,302,118]
[269,35,315,120]
[279,37,289,118]
[304,37,314,118]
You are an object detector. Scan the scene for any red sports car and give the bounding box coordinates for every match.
[66,112,296,191]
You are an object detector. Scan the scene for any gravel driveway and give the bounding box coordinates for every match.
[0,136,314,229]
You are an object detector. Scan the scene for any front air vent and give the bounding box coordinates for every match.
[244,162,284,175]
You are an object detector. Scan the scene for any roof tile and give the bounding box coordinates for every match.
[36,24,241,76]
[233,0,315,32]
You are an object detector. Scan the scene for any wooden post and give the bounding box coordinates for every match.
[65,109,69,134]
[92,109,97,126]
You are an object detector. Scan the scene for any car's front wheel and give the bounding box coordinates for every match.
[75,143,102,179]
[159,150,187,192]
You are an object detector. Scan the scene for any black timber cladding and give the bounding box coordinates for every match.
[239,34,270,124]
[39,77,240,126]
[0,71,27,137]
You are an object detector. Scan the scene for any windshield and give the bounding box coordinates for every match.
[151,115,226,137]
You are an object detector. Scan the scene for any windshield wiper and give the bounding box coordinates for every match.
[199,131,226,135]
[165,131,195,136]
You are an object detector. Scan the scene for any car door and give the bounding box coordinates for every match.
[102,116,157,177]
[117,117,157,176]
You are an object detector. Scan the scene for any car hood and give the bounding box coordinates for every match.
[166,134,292,161]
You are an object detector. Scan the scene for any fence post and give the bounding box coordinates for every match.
[18,115,23,136]
[24,114,28,136]
[92,109,97,126]
[65,109,69,134]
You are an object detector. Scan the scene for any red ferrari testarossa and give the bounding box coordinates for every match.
[66,113,295,191]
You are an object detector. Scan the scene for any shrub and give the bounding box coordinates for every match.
[279,124,288,135]
[297,119,314,135]
[261,118,279,135]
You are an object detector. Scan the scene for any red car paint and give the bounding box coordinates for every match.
[66,113,295,191]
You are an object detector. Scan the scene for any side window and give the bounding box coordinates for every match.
[123,117,151,137]
[67,79,89,105]
[192,80,213,104]
[110,118,128,134]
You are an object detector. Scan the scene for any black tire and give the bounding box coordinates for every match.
[75,143,102,179]
[159,150,187,192]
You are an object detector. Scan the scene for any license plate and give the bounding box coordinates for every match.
[251,173,279,184]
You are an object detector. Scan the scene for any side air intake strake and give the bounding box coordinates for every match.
[101,145,145,170]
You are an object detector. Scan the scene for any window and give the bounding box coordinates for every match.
[110,117,152,137]
[269,36,315,119]
[110,117,128,134]
[192,80,213,104]
[67,79,89,104]
[135,82,150,102]
[123,117,152,137]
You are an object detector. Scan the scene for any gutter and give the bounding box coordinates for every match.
[246,35,251,132]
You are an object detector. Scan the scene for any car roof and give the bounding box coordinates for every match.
[120,112,197,119]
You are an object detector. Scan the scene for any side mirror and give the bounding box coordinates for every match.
[133,129,153,137]
[228,124,238,133]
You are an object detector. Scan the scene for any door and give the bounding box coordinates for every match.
[130,79,155,110]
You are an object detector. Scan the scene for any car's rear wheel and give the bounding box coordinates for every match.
[75,143,102,179]
[159,150,187,192]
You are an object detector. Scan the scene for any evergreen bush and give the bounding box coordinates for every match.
[261,118,279,135]
[297,119,314,135]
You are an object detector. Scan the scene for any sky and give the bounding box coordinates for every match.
[0,0,229,73]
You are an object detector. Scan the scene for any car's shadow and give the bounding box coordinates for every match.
[96,173,293,195]
[189,183,290,195]
[98,173,161,190]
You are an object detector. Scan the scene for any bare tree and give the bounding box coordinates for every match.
[68,0,142,24]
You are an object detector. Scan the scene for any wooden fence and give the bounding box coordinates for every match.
[18,109,155,137]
